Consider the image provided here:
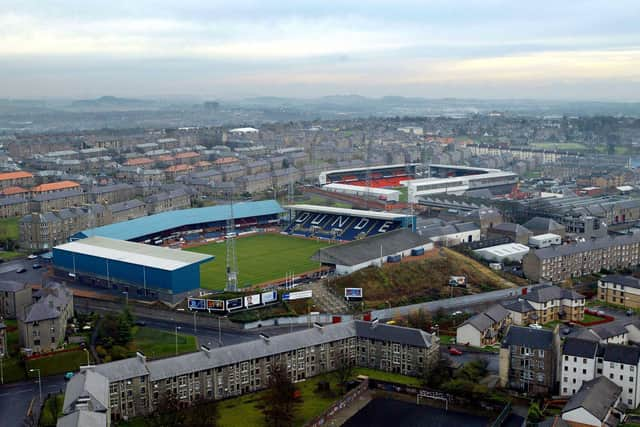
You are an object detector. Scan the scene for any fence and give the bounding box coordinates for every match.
[304,378,369,427]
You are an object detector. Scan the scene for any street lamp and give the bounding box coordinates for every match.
[0,352,4,385]
[83,348,91,366]
[175,326,181,355]
[29,368,42,405]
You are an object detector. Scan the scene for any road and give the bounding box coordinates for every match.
[0,375,66,427]
[0,258,48,285]
[370,284,543,320]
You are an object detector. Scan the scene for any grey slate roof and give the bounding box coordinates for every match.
[490,223,531,235]
[501,325,554,350]
[93,355,149,382]
[532,233,640,260]
[562,338,599,358]
[589,321,629,340]
[603,343,640,365]
[600,274,640,289]
[501,299,535,313]
[23,283,72,323]
[521,285,584,304]
[56,410,107,427]
[485,304,509,323]
[523,217,565,234]
[62,370,109,414]
[0,196,28,206]
[93,320,435,382]
[563,377,621,421]
[109,199,145,213]
[463,313,493,332]
[311,229,432,266]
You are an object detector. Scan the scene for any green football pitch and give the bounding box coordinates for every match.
[187,233,332,290]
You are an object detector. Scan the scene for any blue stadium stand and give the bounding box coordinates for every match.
[284,204,415,241]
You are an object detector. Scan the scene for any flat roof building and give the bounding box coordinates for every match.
[53,237,213,302]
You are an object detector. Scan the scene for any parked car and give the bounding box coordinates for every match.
[134,320,147,327]
[27,254,38,260]
[627,309,635,317]
[32,263,42,269]
[64,372,75,381]
[449,347,463,356]
[15,267,26,273]
[529,323,543,330]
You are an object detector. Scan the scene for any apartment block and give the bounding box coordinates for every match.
[63,321,439,424]
[598,275,640,309]
[523,234,640,283]
[0,171,35,189]
[501,285,585,326]
[561,338,640,408]
[499,325,558,395]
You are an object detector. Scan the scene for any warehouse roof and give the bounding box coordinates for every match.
[311,229,431,266]
[55,236,213,271]
[285,204,411,221]
[74,200,283,241]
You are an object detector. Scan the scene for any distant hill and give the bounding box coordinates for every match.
[70,96,157,111]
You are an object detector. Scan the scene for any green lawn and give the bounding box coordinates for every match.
[439,335,455,345]
[352,367,422,387]
[26,348,89,377]
[130,327,197,359]
[188,234,330,289]
[582,313,605,324]
[0,217,19,241]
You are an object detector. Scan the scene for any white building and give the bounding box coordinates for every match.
[322,183,400,203]
[474,243,530,263]
[561,338,640,408]
[529,233,562,249]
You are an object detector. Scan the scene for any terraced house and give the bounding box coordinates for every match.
[60,320,439,425]
[597,275,640,309]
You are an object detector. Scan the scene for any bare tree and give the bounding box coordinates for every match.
[261,364,300,427]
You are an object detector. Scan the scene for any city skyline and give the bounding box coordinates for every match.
[2,0,640,100]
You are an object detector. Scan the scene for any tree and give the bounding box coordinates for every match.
[527,402,543,424]
[261,364,300,427]
[422,358,452,388]
[334,358,354,393]
[147,391,186,427]
[407,308,431,331]
[184,397,219,427]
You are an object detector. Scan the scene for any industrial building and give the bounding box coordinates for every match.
[53,236,214,302]
[72,200,283,242]
[311,229,433,275]
[473,243,530,263]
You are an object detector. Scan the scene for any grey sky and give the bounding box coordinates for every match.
[2,0,640,100]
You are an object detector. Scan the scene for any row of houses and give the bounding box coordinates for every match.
[59,320,440,426]
[19,188,192,251]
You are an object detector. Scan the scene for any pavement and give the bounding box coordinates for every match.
[0,375,66,427]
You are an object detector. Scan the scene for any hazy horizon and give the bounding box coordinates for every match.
[2,1,640,101]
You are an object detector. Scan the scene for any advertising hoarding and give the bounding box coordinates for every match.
[207,299,225,311]
[282,290,313,301]
[261,290,278,304]
[244,294,261,307]
[225,297,243,311]
[344,288,363,299]
[188,298,206,310]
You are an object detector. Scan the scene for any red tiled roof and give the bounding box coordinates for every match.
[0,171,33,181]
[31,180,80,192]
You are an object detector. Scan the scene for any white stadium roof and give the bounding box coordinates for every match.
[55,236,213,271]
[284,204,411,220]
